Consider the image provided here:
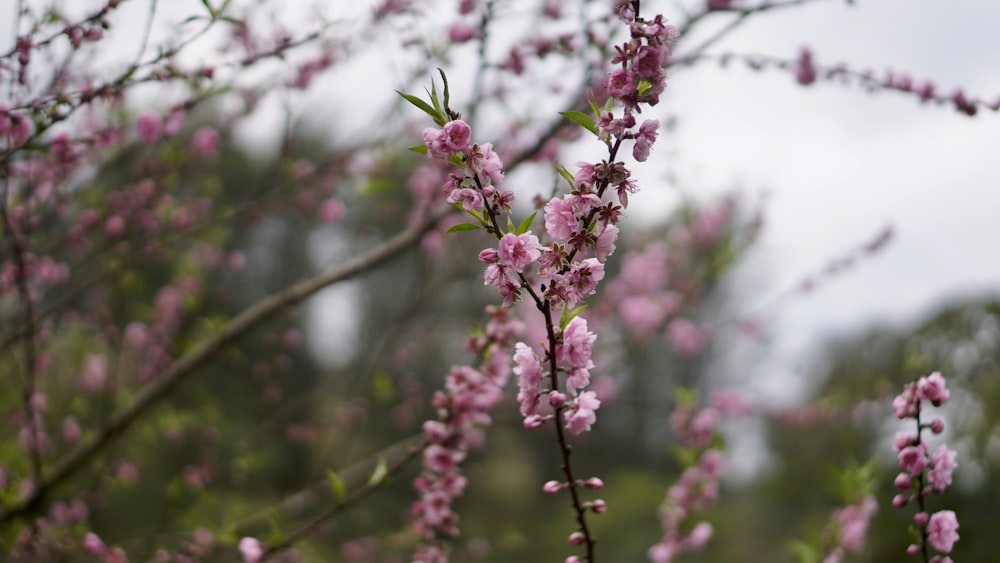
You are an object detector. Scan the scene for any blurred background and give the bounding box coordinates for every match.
[2,0,999,561]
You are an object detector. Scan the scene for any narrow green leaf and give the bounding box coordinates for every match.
[588,96,602,119]
[467,209,484,223]
[200,0,216,18]
[506,216,515,234]
[368,457,388,486]
[438,68,451,111]
[326,469,346,502]
[396,91,443,124]
[446,223,482,233]
[556,166,575,188]
[449,153,464,167]
[408,144,429,155]
[516,211,537,235]
[559,111,598,136]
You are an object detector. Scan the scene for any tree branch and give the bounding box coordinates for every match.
[0,212,447,526]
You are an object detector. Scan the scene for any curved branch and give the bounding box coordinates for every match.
[0,212,447,526]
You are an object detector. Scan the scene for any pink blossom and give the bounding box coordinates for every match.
[544,196,578,243]
[137,111,163,144]
[667,318,707,357]
[239,537,264,563]
[191,126,220,157]
[834,496,877,552]
[633,45,667,81]
[466,142,504,184]
[927,444,958,491]
[79,354,108,393]
[606,68,636,99]
[449,22,480,43]
[897,444,927,475]
[594,223,619,261]
[619,296,665,339]
[83,532,105,554]
[447,187,484,212]
[557,316,596,371]
[319,198,346,223]
[497,232,541,272]
[926,510,959,553]
[686,521,713,550]
[565,390,601,435]
[633,119,659,162]
[514,342,544,416]
[917,371,950,406]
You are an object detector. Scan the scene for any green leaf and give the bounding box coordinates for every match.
[516,211,537,235]
[506,216,515,234]
[556,166,576,188]
[449,152,464,167]
[368,457,388,486]
[396,91,444,125]
[438,68,451,111]
[559,304,588,331]
[588,95,602,119]
[446,223,482,233]
[559,111,598,136]
[408,144,429,155]
[200,0,216,17]
[326,469,346,502]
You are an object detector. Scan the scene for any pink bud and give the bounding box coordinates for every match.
[914,512,929,527]
[548,391,567,408]
[543,480,562,495]
[930,418,945,434]
[892,494,908,508]
[583,477,604,490]
[568,531,586,545]
[894,473,912,492]
[523,415,544,430]
[589,499,607,514]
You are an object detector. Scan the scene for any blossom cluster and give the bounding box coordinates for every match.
[648,392,750,562]
[820,495,878,563]
[891,372,960,561]
[410,307,524,562]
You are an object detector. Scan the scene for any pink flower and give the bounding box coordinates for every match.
[239,537,264,563]
[514,342,544,416]
[926,510,959,553]
[667,318,707,357]
[544,196,578,243]
[466,142,504,184]
[927,444,958,491]
[83,532,105,554]
[137,111,163,144]
[633,119,659,162]
[557,316,596,371]
[606,68,636,99]
[686,521,713,550]
[448,22,480,43]
[497,232,541,272]
[593,223,619,261]
[917,371,950,406]
[191,126,220,157]
[319,198,346,223]
[897,444,928,475]
[447,187,484,212]
[565,390,601,435]
[442,120,472,152]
